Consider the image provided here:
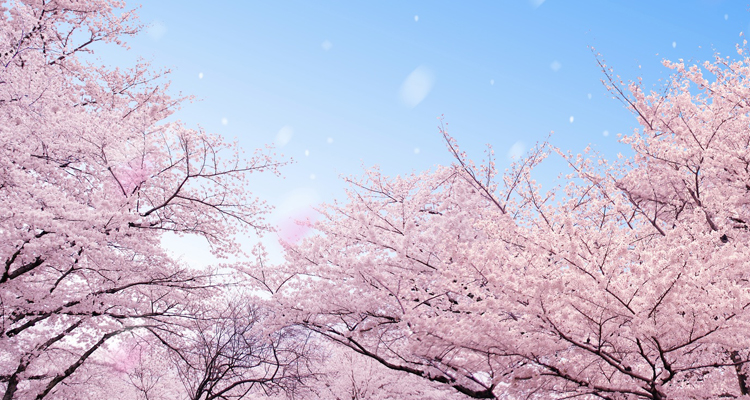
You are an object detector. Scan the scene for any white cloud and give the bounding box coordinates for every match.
[276,126,293,147]
[490,79,495,85]
[198,72,204,79]
[569,116,574,123]
[672,41,677,48]
[399,65,435,108]
[414,15,419,22]
[221,117,228,126]
[161,232,213,269]
[147,20,167,40]
[327,137,333,144]
[304,149,310,156]
[507,141,526,161]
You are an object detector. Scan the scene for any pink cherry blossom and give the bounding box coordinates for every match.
[0,1,287,398]
[278,46,750,399]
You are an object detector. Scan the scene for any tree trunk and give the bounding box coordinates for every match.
[731,350,749,395]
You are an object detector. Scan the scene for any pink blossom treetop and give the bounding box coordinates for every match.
[278,45,750,399]
[0,1,286,398]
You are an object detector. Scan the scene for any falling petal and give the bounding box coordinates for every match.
[276,126,293,147]
[399,66,435,108]
[507,141,525,160]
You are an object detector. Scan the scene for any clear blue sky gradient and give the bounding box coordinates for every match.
[97,0,748,263]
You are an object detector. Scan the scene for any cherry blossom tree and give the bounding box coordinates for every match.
[0,1,286,398]
[297,344,462,400]
[70,298,316,400]
[279,45,750,399]
[152,300,316,400]
[75,337,184,400]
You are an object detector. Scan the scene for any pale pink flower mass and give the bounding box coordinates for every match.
[3,1,750,399]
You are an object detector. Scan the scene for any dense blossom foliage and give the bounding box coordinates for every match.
[0,1,287,398]
[279,47,750,399]
[294,345,462,400]
[7,1,750,399]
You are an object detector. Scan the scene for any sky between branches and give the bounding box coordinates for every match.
[93,0,747,265]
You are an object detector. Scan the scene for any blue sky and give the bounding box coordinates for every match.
[101,0,746,263]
